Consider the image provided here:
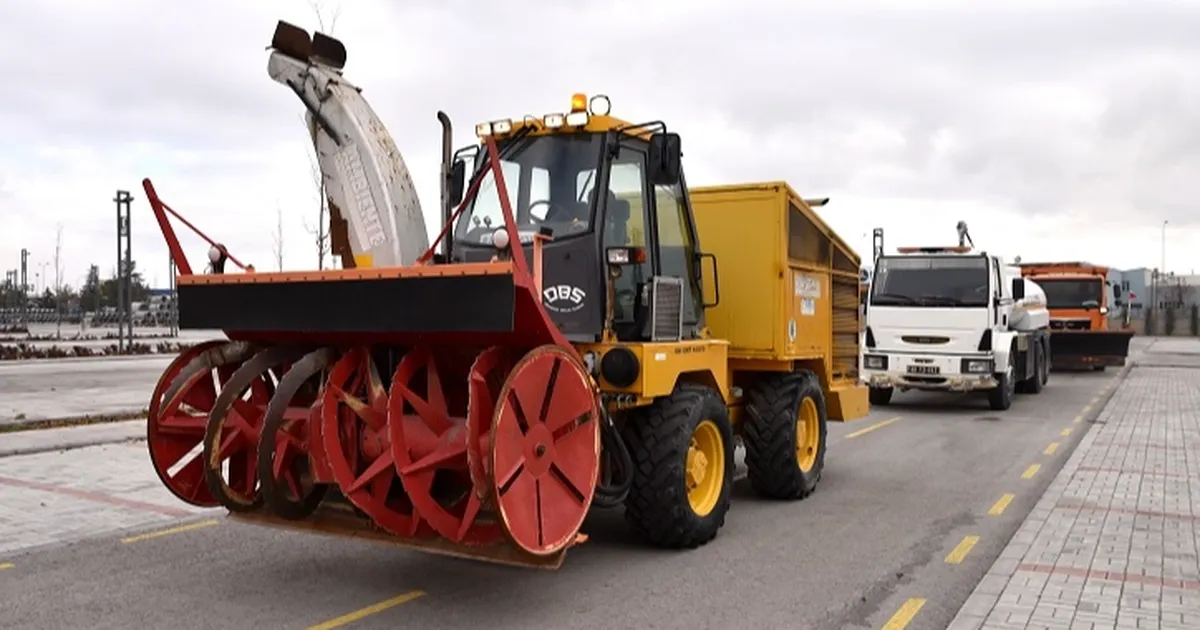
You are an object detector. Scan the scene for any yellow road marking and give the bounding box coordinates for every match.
[989,493,1015,515]
[882,598,926,630]
[1060,428,1072,437]
[306,591,426,630]
[1074,415,1084,424]
[1091,396,1100,404]
[1044,442,1060,455]
[945,536,979,564]
[0,562,13,571]
[846,416,901,439]
[1081,405,1092,415]
[1022,464,1041,479]
[121,519,219,544]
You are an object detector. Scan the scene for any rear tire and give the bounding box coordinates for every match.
[869,386,893,406]
[744,371,828,500]
[623,382,734,549]
[1023,342,1046,394]
[988,351,1016,410]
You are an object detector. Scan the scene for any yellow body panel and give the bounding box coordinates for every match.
[687,181,868,421]
[577,339,730,401]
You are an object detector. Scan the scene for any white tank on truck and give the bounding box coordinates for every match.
[1009,276,1050,331]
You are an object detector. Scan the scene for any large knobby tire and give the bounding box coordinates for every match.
[988,350,1017,410]
[868,386,893,406]
[623,382,734,549]
[744,371,828,500]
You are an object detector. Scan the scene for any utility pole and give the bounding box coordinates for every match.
[167,255,178,337]
[19,248,28,329]
[115,190,134,352]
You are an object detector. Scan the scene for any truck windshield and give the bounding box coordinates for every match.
[870,255,989,307]
[454,134,604,246]
[1037,279,1103,310]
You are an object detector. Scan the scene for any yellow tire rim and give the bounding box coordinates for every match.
[686,419,725,517]
[796,397,820,473]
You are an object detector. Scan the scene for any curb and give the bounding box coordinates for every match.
[0,410,148,434]
[0,434,145,459]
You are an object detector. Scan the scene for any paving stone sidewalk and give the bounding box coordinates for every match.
[948,361,1200,630]
[0,440,216,557]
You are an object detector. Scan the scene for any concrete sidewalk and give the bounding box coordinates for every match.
[0,420,146,457]
[949,340,1200,630]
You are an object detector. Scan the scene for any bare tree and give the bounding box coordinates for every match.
[53,223,63,339]
[300,0,343,270]
[272,202,285,271]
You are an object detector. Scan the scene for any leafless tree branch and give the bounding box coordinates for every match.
[272,202,285,271]
[53,223,63,339]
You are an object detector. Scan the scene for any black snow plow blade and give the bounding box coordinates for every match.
[1049,330,1135,370]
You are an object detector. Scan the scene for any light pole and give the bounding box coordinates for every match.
[1161,220,1168,277]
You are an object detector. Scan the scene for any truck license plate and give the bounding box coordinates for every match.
[906,365,940,375]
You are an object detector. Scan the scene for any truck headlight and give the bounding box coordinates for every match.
[961,359,993,374]
[864,354,887,370]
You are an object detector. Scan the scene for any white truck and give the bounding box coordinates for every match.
[859,223,1052,411]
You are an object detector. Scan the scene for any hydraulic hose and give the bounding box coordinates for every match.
[591,404,633,509]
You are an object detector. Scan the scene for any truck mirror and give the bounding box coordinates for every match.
[1011,277,1025,301]
[647,132,682,186]
[448,159,466,206]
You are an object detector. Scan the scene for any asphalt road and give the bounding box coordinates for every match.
[0,365,1124,630]
[0,355,176,425]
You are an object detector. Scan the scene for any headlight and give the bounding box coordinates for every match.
[565,111,588,127]
[491,228,510,250]
[863,354,887,370]
[961,359,993,374]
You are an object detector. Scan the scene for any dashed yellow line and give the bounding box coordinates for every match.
[121,519,219,544]
[1074,415,1084,424]
[1022,464,1041,479]
[306,590,426,630]
[1044,442,1060,455]
[846,416,901,439]
[882,598,926,630]
[989,493,1015,515]
[945,536,979,564]
[0,562,13,571]
[1090,396,1101,404]
[1060,428,1072,437]
[1080,405,1092,415]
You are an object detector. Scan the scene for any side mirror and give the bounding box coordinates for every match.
[1112,284,1121,298]
[448,159,466,206]
[647,132,682,186]
[1011,277,1025,301]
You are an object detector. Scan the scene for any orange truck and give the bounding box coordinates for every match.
[1017,261,1134,370]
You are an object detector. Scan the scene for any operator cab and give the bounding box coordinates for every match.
[445,94,707,344]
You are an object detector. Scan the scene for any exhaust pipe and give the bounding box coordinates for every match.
[438,111,453,259]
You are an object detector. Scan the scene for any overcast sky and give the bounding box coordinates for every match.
[2,0,1199,292]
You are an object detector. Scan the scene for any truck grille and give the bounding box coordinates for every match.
[650,276,684,342]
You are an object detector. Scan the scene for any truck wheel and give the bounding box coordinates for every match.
[744,371,828,500]
[988,352,1016,411]
[623,382,734,549]
[1023,342,1046,394]
[869,386,893,406]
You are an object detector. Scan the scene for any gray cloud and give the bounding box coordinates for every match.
[2,0,1199,283]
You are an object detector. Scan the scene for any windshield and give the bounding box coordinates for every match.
[454,134,605,245]
[1038,279,1102,310]
[870,255,989,307]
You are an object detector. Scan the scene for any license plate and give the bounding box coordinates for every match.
[906,365,940,375]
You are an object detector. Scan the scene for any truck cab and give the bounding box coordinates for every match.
[859,240,1051,411]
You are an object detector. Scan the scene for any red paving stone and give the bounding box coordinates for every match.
[1016,562,1200,592]
[0,474,191,518]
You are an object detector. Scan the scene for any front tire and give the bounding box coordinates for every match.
[623,383,734,549]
